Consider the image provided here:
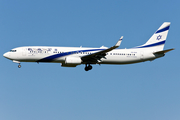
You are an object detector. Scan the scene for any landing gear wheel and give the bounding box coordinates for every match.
[88,65,92,70]
[85,64,92,71]
[18,64,21,68]
[85,67,89,71]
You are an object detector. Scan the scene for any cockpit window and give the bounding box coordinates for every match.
[10,50,17,52]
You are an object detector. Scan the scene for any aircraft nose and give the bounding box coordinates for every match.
[3,52,9,58]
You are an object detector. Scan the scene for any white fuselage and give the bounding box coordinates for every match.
[3,46,159,65]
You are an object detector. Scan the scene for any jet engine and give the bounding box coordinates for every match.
[61,57,82,67]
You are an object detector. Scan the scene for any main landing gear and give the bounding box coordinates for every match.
[85,64,92,71]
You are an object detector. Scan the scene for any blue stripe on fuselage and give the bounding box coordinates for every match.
[37,49,105,62]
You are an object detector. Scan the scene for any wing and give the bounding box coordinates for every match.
[81,36,123,64]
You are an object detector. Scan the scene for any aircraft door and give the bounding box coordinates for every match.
[140,51,144,60]
[22,48,26,56]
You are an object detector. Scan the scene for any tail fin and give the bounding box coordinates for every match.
[135,22,170,51]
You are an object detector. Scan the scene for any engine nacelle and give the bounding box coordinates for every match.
[65,57,82,65]
[61,63,77,67]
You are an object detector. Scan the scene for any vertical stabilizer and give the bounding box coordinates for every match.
[135,22,170,51]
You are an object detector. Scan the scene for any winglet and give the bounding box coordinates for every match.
[115,36,123,47]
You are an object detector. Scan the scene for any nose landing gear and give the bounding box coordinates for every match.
[85,64,92,71]
[18,64,21,68]
[12,60,21,68]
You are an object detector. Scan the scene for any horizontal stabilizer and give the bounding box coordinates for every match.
[153,48,174,54]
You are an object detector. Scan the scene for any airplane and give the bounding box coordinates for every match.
[3,22,174,71]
